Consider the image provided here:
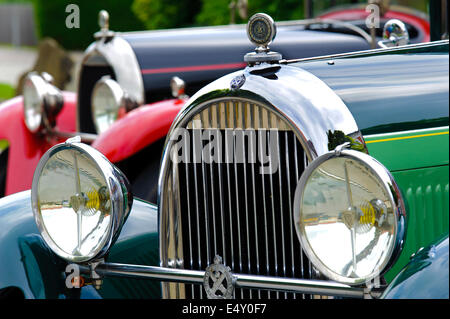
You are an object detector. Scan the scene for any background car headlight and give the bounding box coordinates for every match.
[31,139,132,262]
[91,77,137,134]
[23,72,64,133]
[23,72,63,134]
[293,149,406,285]
[23,74,44,133]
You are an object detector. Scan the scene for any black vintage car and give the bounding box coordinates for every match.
[2,2,425,202]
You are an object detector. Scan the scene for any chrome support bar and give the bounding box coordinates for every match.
[53,130,97,144]
[81,262,375,298]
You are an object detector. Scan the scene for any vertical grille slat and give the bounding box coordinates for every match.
[216,103,227,265]
[225,102,235,272]
[163,99,315,299]
[285,131,296,299]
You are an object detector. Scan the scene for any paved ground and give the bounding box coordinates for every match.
[0,45,36,88]
[0,45,83,93]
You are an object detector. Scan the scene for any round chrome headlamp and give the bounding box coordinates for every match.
[31,138,132,262]
[91,77,137,134]
[23,72,63,133]
[23,74,45,133]
[293,149,406,285]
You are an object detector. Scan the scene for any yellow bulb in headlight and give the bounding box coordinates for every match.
[84,188,100,216]
[356,200,376,234]
[85,186,110,216]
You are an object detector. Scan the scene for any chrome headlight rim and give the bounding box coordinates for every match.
[31,140,132,263]
[293,148,406,285]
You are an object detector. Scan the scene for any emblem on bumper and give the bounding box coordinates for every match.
[203,255,234,299]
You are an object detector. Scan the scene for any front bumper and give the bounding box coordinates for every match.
[80,261,383,299]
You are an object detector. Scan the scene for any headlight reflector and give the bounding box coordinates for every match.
[293,149,406,285]
[32,140,132,262]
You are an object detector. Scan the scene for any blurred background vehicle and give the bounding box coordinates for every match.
[0,0,446,202]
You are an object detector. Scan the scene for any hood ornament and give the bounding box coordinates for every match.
[94,10,115,40]
[203,255,234,299]
[244,13,282,64]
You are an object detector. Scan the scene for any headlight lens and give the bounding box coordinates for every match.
[294,149,406,285]
[23,74,45,133]
[91,77,124,134]
[32,140,132,262]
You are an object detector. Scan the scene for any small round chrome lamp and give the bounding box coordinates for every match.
[378,19,409,48]
[31,137,132,263]
[293,148,406,285]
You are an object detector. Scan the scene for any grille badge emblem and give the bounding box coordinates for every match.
[203,255,234,299]
[230,74,245,90]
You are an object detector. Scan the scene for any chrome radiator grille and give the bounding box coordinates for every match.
[160,99,316,299]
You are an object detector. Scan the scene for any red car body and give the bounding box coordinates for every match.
[0,94,184,196]
[0,93,77,195]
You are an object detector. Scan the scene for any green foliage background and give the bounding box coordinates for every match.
[28,0,307,49]
[31,0,145,50]
[132,0,306,29]
[132,0,202,30]
[0,0,430,49]
[195,0,304,26]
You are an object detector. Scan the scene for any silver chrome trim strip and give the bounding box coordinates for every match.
[364,125,450,139]
[281,40,449,64]
[82,262,374,298]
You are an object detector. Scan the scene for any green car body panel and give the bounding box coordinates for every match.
[297,41,449,136]
[297,41,449,282]
[0,41,448,298]
[382,235,449,299]
[0,191,161,299]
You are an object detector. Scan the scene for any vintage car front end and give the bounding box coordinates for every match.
[0,10,448,299]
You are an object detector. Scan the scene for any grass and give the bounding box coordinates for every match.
[0,83,15,102]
